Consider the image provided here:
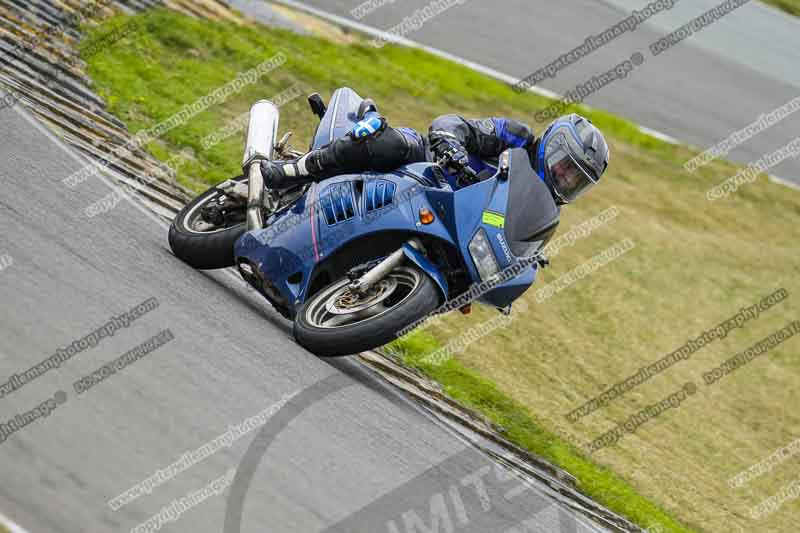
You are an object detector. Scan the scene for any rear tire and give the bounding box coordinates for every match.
[168,177,247,270]
[293,266,441,357]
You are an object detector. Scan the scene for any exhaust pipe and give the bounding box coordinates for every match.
[243,100,280,231]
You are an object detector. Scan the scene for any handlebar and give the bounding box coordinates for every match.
[460,165,479,183]
[435,157,480,186]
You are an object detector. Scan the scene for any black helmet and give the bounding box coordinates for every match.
[534,114,609,204]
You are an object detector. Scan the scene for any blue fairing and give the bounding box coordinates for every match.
[234,162,538,315]
[446,166,538,308]
[401,242,448,297]
[235,88,541,317]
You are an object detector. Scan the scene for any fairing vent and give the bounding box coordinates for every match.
[320,183,356,226]
[364,179,396,213]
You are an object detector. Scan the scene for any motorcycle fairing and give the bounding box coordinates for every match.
[235,84,553,317]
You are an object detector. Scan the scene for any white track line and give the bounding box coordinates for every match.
[769,174,800,190]
[267,0,800,193]
[268,0,677,144]
[637,125,680,144]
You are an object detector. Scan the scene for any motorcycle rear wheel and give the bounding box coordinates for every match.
[168,176,248,270]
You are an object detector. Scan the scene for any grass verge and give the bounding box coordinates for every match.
[761,0,800,16]
[82,8,800,533]
[385,332,691,533]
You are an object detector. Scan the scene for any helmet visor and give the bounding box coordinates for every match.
[544,133,598,203]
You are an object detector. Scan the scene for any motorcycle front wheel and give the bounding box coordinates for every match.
[293,266,441,357]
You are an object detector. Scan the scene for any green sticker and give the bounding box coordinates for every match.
[482,211,505,228]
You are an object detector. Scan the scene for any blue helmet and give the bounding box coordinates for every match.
[534,114,609,204]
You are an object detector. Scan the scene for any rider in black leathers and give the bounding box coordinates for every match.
[260,100,610,206]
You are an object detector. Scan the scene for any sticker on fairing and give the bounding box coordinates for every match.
[482,211,505,228]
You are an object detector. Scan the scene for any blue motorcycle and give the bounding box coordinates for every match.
[169,88,559,356]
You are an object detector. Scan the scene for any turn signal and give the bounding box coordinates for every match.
[419,208,435,225]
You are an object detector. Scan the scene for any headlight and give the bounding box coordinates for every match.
[469,228,500,281]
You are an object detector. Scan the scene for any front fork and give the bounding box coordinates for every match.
[349,239,424,293]
[349,238,450,302]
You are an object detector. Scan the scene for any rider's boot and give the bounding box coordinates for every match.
[261,112,388,190]
[259,148,337,190]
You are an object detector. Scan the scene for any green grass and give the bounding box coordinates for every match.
[81,8,685,193]
[385,333,692,533]
[761,0,800,16]
[82,8,800,533]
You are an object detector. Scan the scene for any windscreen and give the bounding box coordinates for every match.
[503,149,560,258]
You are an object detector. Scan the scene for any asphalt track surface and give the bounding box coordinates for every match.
[0,102,609,531]
[285,0,800,185]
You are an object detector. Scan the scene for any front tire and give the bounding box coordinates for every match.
[294,266,441,357]
[168,177,247,270]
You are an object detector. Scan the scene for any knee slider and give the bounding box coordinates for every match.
[349,116,387,141]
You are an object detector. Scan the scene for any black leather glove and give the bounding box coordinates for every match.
[431,138,469,173]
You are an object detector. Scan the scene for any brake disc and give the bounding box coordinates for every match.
[325,277,398,315]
